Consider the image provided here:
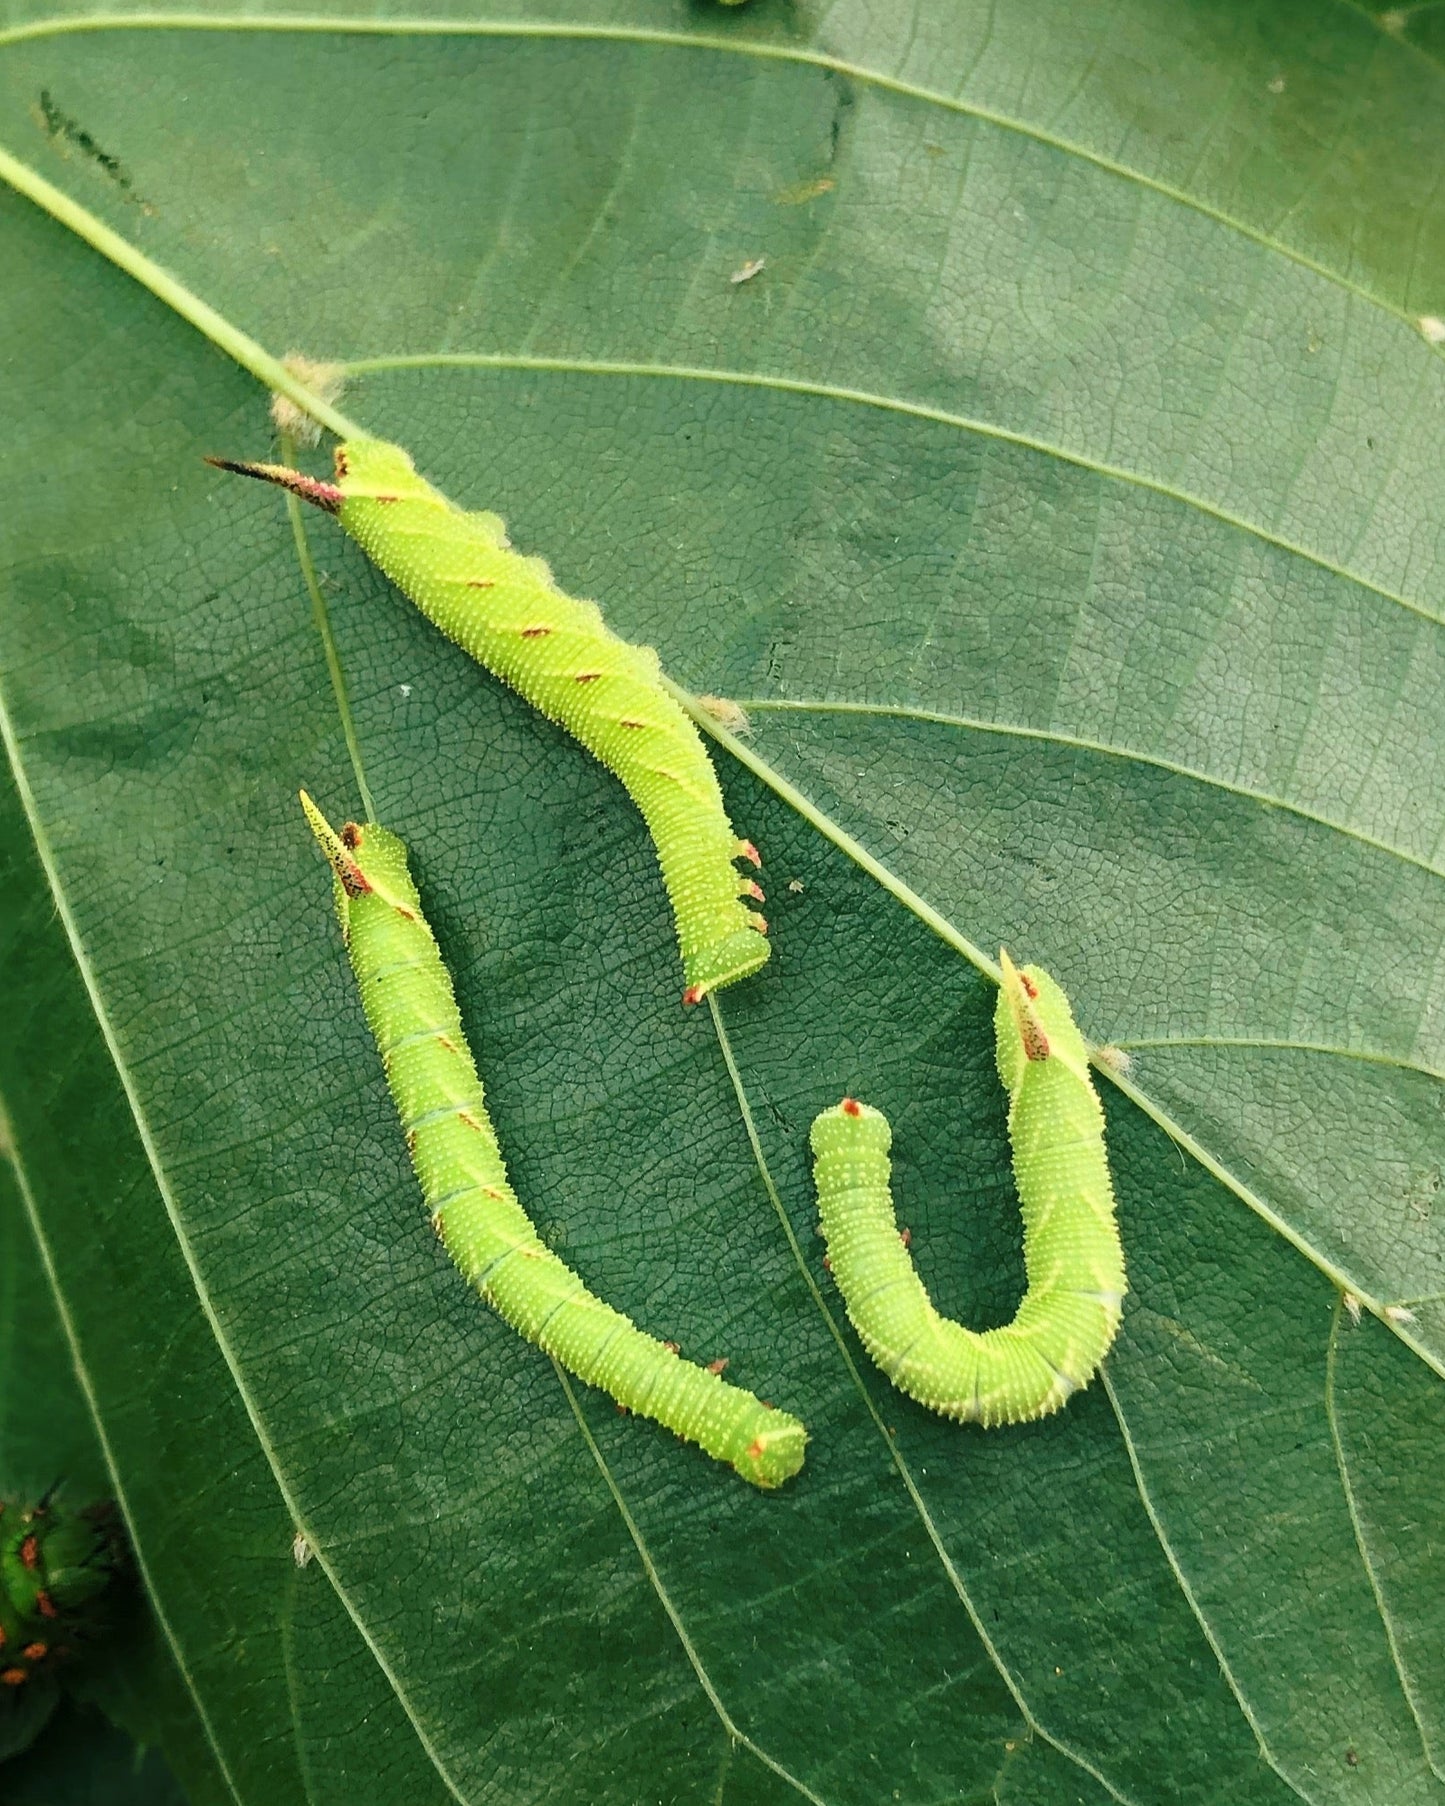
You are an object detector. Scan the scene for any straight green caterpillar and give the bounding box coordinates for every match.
[302,794,806,1488]
[214,440,770,1005]
[810,953,1126,1425]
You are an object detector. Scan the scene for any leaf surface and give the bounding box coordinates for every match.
[0,3,1441,1801]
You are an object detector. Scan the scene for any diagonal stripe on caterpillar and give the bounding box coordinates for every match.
[301,793,806,1488]
[809,952,1126,1426]
[212,440,769,1005]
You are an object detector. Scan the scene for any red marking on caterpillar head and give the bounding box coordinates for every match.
[1022,974,1039,1000]
[35,1592,57,1620]
[574,671,602,683]
[682,984,705,1006]
[19,1536,39,1571]
[520,625,552,638]
[706,1357,729,1375]
[841,1097,863,1117]
[21,1644,46,1663]
[738,840,762,868]
[1,1668,27,1687]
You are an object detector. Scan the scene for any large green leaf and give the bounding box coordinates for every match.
[0,2,1441,1800]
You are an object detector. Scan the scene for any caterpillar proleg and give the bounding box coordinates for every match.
[809,953,1125,1425]
[301,794,806,1488]
[213,439,770,1004]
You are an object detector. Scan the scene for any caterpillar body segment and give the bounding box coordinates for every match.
[301,794,805,1489]
[809,954,1125,1426]
[215,439,770,1004]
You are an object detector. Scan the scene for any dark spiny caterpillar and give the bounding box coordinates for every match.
[211,439,770,1005]
[810,952,1126,1425]
[302,793,806,1488]
[0,1493,124,1693]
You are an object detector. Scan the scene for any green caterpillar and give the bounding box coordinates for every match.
[0,1494,123,1692]
[213,440,769,1005]
[810,953,1125,1425]
[302,794,806,1489]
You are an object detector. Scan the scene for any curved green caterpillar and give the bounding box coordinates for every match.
[0,1494,123,1692]
[809,953,1125,1425]
[212,439,769,1005]
[301,794,806,1489]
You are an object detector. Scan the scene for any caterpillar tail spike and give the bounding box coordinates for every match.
[215,438,771,1005]
[809,951,1126,1427]
[300,794,806,1489]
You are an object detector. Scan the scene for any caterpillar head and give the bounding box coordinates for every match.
[809,1097,892,1161]
[0,1495,127,1691]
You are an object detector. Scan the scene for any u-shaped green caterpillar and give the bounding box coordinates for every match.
[302,793,806,1488]
[214,439,769,1005]
[810,953,1126,1425]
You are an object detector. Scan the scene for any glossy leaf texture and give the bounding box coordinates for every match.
[0,2,1441,1801]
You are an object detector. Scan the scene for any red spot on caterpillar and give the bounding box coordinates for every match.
[35,1592,57,1620]
[574,671,602,683]
[706,1357,729,1375]
[520,625,552,638]
[0,1625,7,1649]
[822,1255,832,1273]
[1,1668,27,1687]
[738,840,762,868]
[899,1227,912,1248]
[340,824,363,849]
[1022,975,1039,999]
[682,984,705,1006]
[21,1644,46,1663]
[1022,1023,1051,1063]
[19,1536,39,1570]
[841,1098,863,1117]
[744,1438,765,1463]
[741,880,765,902]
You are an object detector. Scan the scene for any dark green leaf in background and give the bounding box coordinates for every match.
[0,3,1441,1802]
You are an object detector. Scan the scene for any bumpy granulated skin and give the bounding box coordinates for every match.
[810,954,1126,1426]
[215,435,769,1003]
[303,796,805,1488]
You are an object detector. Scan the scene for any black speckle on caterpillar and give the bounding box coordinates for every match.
[301,793,806,1489]
[810,952,1126,1426]
[0,1493,125,1691]
[211,440,770,1006]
